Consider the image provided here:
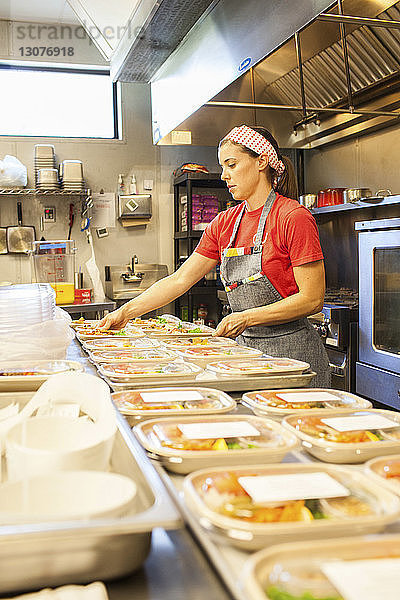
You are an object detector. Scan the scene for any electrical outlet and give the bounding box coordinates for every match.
[44,206,56,222]
[143,179,153,190]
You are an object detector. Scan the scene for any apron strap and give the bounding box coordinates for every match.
[253,189,276,251]
[225,202,246,250]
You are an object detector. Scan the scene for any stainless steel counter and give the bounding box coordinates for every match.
[67,339,233,600]
[61,298,116,318]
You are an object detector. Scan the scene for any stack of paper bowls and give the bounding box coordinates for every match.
[0,283,56,334]
[60,160,85,192]
[34,145,56,188]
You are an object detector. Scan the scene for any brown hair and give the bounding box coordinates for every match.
[220,125,298,201]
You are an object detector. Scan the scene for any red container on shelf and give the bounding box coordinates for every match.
[317,188,346,207]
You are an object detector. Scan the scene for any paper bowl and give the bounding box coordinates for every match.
[0,471,137,524]
[6,416,115,480]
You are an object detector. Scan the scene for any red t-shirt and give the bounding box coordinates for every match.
[195,194,324,298]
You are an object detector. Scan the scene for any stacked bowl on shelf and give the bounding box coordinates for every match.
[60,160,85,192]
[34,145,57,191]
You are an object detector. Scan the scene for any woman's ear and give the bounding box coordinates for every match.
[257,152,269,172]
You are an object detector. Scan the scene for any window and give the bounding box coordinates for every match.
[0,65,118,138]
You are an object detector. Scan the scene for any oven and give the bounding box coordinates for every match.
[356,218,400,409]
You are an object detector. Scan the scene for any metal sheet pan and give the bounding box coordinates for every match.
[101,370,316,393]
[0,407,182,593]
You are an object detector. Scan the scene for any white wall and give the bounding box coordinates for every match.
[304,124,400,194]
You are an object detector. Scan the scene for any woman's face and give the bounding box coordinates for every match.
[218,141,264,201]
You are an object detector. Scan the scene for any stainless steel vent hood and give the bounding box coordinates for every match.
[150,0,335,143]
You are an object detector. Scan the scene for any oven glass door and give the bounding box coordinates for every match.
[359,229,400,373]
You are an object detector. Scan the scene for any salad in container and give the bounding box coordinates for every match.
[89,348,177,364]
[75,326,143,341]
[365,454,400,496]
[133,414,298,473]
[98,360,202,383]
[0,360,84,391]
[283,409,400,463]
[242,388,372,420]
[160,337,238,350]
[176,345,262,368]
[206,358,309,377]
[83,337,161,351]
[182,462,400,550]
[241,534,400,600]
[112,387,236,424]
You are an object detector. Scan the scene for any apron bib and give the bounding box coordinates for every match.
[219,190,330,387]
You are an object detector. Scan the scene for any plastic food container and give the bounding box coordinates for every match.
[175,345,262,368]
[0,360,84,391]
[70,319,100,330]
[75,326,143,341]
[206,357,310,377]
[183,462,400,550]
[112,387,236,424]
[242,388,372,420]
[283,409,400,463]
[241,534,400,600]
[89,348,178,364]
[83,337,161,351]
[160,337,238,349]
[133,414,299,473]
[98,361,202,383]
[147,322,215,337]
[365,454,400,496]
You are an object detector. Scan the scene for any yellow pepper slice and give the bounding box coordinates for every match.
[212,438,228,450]
[365,430,380,442]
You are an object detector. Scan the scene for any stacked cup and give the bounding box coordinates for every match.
[34,145,56,189]
[60,160,85,192]
[0,283,56,334]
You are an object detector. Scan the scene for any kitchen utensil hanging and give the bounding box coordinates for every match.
[6,202,36,254]
[0,228,8,254]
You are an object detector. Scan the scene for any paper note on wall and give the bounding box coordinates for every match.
[91,193,116,228]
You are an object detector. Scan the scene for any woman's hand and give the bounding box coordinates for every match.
[98,306,131,331]
[213,311,250,339]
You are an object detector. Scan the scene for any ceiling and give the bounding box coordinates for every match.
[0,0,78,23]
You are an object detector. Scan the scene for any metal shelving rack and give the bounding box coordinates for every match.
[173,171,229,322]
[0,189,89,196]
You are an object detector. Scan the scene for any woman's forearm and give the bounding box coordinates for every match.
[245,291,323,328]
[119,272,191,319]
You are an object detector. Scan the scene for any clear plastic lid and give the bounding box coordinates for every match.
[284,410,400,444]
[136,415,289,453]
[366,454,400,495]
[243,388,372,416]
[177,346,262,360]
[112,387,235,416]
[99,361,201,380]
[75,326,143,339]
[161,336,237,349]
[0,360,83,378]
[184,463,398,528]
[90,349,176,363]
[207,357,310,376]
[242,535,400,600]
[83,337,160,351]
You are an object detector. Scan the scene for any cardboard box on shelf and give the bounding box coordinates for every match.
[74,289,92,304]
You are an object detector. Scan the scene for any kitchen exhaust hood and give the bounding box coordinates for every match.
[169,0,400,148]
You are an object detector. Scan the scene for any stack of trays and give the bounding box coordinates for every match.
[112,387,236,424]
[36,168,60,192]
[60,160,85,192]
[34,145,56,188]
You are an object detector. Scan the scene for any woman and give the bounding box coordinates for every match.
[100,125,330,387]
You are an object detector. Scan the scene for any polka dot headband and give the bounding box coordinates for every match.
[222,125,285,176]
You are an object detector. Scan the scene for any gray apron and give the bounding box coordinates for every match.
[220,190,331,388]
